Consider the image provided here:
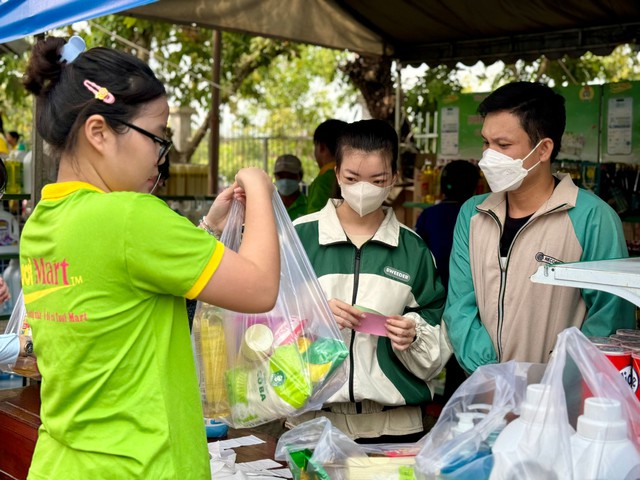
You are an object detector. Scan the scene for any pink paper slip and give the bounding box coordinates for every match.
[353,311,389,337]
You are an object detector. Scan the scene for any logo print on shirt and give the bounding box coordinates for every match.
[535,252,562,265]
[21,257,84,303]
[384,266,411,283]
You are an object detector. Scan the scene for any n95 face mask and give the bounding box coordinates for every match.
[340,181,392,217]
[479,140,543,193]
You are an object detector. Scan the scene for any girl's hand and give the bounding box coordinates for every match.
[328,298,365,330]
[204,183,242,236]
[234,166,274,193]
[205,168,274,235]
[385,315,416,351]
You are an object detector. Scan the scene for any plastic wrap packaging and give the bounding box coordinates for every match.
[192,192,348,427]
[275,416,419,480]
[414,327,640,480]
[1,290,40,379]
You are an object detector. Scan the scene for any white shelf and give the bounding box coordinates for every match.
[530,258,640,308]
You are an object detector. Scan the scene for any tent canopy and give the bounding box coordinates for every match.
[127,0,640,66]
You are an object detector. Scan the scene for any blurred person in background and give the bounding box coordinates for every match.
[306,119,347,213]
[274,153,307,221]
[415,160,480,288]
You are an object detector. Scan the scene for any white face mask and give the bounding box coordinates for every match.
[478,140,544,193]
[340,181,392,217]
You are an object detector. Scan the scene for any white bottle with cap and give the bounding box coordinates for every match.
[490,383,574,480]
[570,397,640,479]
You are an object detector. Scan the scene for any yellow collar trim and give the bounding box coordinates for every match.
[42,182,105,201]
[318,161,336,175]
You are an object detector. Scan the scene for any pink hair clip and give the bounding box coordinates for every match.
[83,79,115,104]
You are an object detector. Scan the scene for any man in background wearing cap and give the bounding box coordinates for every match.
[274,154,307,221]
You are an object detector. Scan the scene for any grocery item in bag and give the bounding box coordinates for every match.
[490,383,574,480]
[570,397,640,479]
[192,304,229,418]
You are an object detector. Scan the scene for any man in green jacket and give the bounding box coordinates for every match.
[306,119,346,213]
[444,82,636,374]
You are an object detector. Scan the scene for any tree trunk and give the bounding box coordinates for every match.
[340,55,396,124]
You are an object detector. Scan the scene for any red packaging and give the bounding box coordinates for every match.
[597,345,632,388]
[632,352,640,401]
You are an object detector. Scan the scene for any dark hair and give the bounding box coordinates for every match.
[477,82,566,161]
[313,119,347,156]
[440,160,480,202]
[7,131,20,142]
[23,36,166,160]
[336,119,399,175]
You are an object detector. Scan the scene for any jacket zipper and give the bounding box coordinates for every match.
[484,210,505,360]
[348,247,362,405]
[483,203,567,361]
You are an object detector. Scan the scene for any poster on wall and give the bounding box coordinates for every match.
[555,84,601,162]
[601,82,640,164]
[438,93,488,161]
[607,97,633,156]
[440,106,459,156]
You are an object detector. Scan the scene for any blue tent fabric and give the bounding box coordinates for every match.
[0,0,158,44]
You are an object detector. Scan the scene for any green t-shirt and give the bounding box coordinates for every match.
[21,182,223,480]
[306,163,336,214]
[287,192,308,221]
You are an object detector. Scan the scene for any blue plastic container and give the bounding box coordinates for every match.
[205,417,229,438]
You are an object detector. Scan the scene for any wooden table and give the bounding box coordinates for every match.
[221,427,282,464]
[0,385,41,480]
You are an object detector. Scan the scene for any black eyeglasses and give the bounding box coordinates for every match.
[113,119,172,165]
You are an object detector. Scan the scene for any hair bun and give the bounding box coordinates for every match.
[23,37,67,97]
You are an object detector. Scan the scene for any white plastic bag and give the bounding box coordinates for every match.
[192,193,349,427]
[416,327,640,480]
[414,361,544,479]
[276,416,419,480]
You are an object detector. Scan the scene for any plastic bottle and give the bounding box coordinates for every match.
[22,150,32,194]
[0,208,20,254]
[490,383,574,480]
[420,158,435,204]
[2,258,21,314]
[5,145,24,194]
[439,407,495,480]
[570,397,640,479]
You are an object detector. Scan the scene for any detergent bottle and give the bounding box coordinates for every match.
[490,383,574,479]
[570,397,640,479]
[0,207,19,254]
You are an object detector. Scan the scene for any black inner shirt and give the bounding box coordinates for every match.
[500,177,560,257]
[500,214,531,257]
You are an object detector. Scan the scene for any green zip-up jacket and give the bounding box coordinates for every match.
[444,174,636,374]
[294,201,451,407]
